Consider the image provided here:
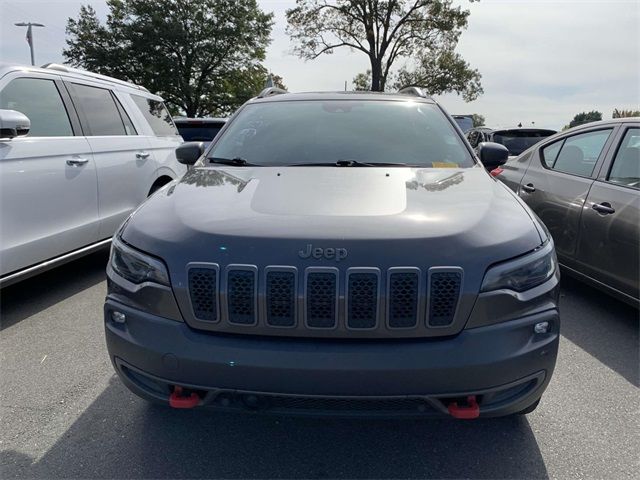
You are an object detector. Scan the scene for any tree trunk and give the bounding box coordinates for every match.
[185,102,197,118]
[370,58,383,91]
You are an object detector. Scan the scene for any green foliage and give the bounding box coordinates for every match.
[568,111,603,129]
[612,108,640,118]
[352,70,372,91]
[472,113,485,127]
[287,0,482,100]
[394,48,483,101]
[64,0,274,117]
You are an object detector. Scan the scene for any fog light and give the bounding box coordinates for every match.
[111,311,126,324]
[534,321,549,334]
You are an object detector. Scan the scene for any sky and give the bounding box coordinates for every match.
[1,0,638,130]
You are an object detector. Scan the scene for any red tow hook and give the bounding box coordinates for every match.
[169,386,200,409]
[448,395,480,419]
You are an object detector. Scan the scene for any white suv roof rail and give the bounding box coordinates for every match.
[257,87,287,98]
[41,63,149,92]
[397,86,431,100]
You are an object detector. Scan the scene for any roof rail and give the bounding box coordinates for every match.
[257,87,287,98]
[397,86,430,99]
[41,63,149,92]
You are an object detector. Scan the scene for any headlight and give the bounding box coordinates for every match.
[110,236,170,286]
[481,240,557,293]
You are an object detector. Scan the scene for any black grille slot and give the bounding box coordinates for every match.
[388,272,419,328]
[429,272,461,326]
[347,273,378,328]
[188,268,217,321]
[266,271,296,327]
[227,270,256,324]
[306,272,337,328]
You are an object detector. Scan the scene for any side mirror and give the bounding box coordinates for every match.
[176,141,204,166]
[0,109,30,139]
[478,142,509,171]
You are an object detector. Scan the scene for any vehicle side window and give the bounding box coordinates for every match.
[131,95,178,136]
[113,95,137,135]
[70,83,127,136]
[541,140,563,166]
[542,129,612,177]
[0,77,73,136]
[607,127,640,189]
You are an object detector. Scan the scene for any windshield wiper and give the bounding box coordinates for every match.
[288,160,414,167]
[208,157,258,166]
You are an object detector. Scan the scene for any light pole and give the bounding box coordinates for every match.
[14,22,45,66]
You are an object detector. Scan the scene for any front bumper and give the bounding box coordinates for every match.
[105,299,559,417]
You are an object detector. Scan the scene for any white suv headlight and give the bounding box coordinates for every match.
[110,236,170,286]
[481,240,557,293]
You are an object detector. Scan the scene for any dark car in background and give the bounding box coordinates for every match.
[452,114,474,133]
[174,117,227,145]
[495,119,639,307]
[468,127,557,157]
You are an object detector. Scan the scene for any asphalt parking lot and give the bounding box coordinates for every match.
[0,249,637,479]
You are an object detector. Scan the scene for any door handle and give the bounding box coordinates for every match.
[136,151,150,159]
[521,183,536,193]
[592,202,615,215]
[66,157,89,167]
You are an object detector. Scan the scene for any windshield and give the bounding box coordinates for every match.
[492,129,556,155]
[206,100,474,167]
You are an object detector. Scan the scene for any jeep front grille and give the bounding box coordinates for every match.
[227,268,257,325]
[428,271,462,327]
[387,270,420,328]
[185,264,463,338]
[188,268,218,322]
[265,270,296,327]
[305,270,338,328]
[346,270,379,329]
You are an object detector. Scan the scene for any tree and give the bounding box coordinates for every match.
[352,70,372,91]
[64,0,274,117]
[568,111,603,129]
[612,108,640,118]
[393,47,482,100]
[287,0,482,99]
[472,113,485,127]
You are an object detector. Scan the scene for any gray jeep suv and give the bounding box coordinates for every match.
[104,88,560,418]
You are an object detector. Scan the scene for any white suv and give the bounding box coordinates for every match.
[0,63,186,286]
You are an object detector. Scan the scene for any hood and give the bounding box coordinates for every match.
[123,165,542,289]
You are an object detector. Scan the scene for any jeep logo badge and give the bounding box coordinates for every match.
[298,244,348,262]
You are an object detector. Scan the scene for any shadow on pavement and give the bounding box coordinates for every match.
[0,248,110,331]
[1,376,548,479]
[559,275,638,385]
